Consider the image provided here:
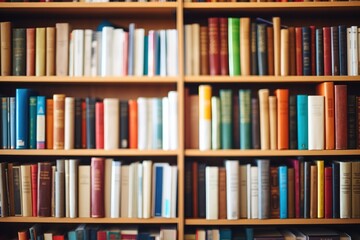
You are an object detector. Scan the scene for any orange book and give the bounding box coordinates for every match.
[26,28,35,76]
[18,231,28,240]
[267,26,274,76]
[275,89,289,149]
[53,94,65,150]
[316,82,334,150]
[46,99,54,149]
[81,100,87,149]
[129,99,138,149]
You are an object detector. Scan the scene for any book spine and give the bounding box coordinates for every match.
[348,95,357,149]
[332,161,340,218]
[280,29,289,76]
[104,98,119,150]
[211,97,221,150]
[20,165,32,217]
[205,166,219,219]
[36,96,46,149]
[1,22,11,76]
[270,166,279,218]
[69,159,78,218]
[91,157,105,217]
[86,98,96,149]
[289,95,297,149]
[258,89,270,150]
[324,166,333,218]
[29,96,37,149]
[239,90,251,149]
[233,94,240,149]
[12,28,26,76]
[251,22,258,75]
[37,162,52,217]
[119,101,129,148]
[16,89,30,149]
[198,163,206,218]
[273,17,281,76]
[250,166,258,219]
[316,160,324,218]
[228,18,240,76]
[10,97,16,149]
[55,23,69,76]
[308,96,325,150]
[208,18,220,75]
[304,161,311,218]
[151,98,162,149]
[279,166,288,219]
[257,159,270,219]
[225,160,239,219]
[316,29,324,76]
[218,167,227,219]
[199,85,212,150]
[46,99,53,149]
[219,18,229,75]
[352,162,360,218]
[288,27,296,76]
[185,163,193,218]
[251,98,260,149]
[13,166,21,216]
[200,26,209,75]
[295,27,303,76]
[323,27,332,76]
[275,89,289,150]
[240,17,251,76]
[1,98,8,149]
[220,89,232,149]
[331,26,339,76]
[335,85,348,149]
[302,26,311,76]
[74,98,82,149]
[310,26,316,75]
[168,91,178,150]
[55,160,65,218]
[267,26,274,76]
[46,27,56,76]
[154,165,164,217]
[339,161,351,218]
[129,100,138,149]
[35,28,46,76]
[53,94,65,150]
[95,102,104,149]
[64,97,75,150]
[310,165,318,219]
[269,96,277,150]
[338,25,347,76]
[288,167,295,218]
[31,164,38,217]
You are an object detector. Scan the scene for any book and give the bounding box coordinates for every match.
[257,159,270,219]
[258,89,270,150]
[340,161,352,219]
[168,91,178,150]
[56,23,70,76]
[69,159,78,218]
[220,19,229,75]
[228,18,240,76]
[198,163,206,218]
[206,166,218,219]
[46,27,55,76]
[295,27,303,76]
[280,29,289,76]
[78,165,90,218]
[239,89,251,149]
[304,161,311,219]
[352,161,360,218]
[120,100,129,148]
[257,24,267,76]
[267,96,277,149]
[37,162,52,217]
[270,166,280,218]
[218,167,227,219]
[308,96,324,150]
[325,166,333,218]
[279,165,288,219]
[289,95,297,149]
[240,17,251,76]
[120,165,129,218]
[46,99,53,149]
[143,160,152,219]
[91,157,105,218]
[211,96,220,150]
[288,167,295,218]
[55,159,65,218]
[129,99,138,149]
[208,18,220,75]
[252,98,260,149]
[225,160,239,219]
[85,97,96,149]
[251,22,258,75]
[36,96,46,149]
[0,163,9,217]
[74,98,82,149]
[316,28,324,75]
[302,26,311,75]
[12,28,26,76]
[26,28,35,76]
[310,165,318,219]
[348,95,357,149]
[316,160,325,218]
[1,97,8,149]
[330,26,339,76]
[200,26,209,75]
[334,85,348,149]
[20,165,32,216]
[251,166,258,219]
[220,89,232,149]
[16,88,33,149]
[64,97,75,150]
[53,94,65,150]
[199,85,212,150]
[31,164,38,217]
[338,25,347,76]
[105,159,113,218]
[35,28,46,76]
[267,26,275,76]
[29,96,37,149]
[273,17,281,76]
[275,89,289,149]
[1,22,11,76]
[95,102,104,149]
[323,27,332,75]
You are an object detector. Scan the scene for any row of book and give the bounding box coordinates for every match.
[16,224,177,240]
[186,227,359,240]
[185,159,360,220]
[185,0,357,2]
[185,18,360,76]
[186,83,360,151]
[0,22,178,77]
[0,89,178,150]
[0,159,178,219]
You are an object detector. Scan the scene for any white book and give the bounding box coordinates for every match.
[43,233,53,240]
[199,85,212,151]
[347,28,352,75]
[240,164,248,219]
[159,30,167,76]
[162,164,172,218]
[142,160,152,218]
[168,91,178,150]
[128,162,139,218]
[120,165,129,218]
[113,29,124,76]
[340,161,352,218]
[104,98,119,150]
[110,161,121,218]
[151,98,162,150]
[184,24,193,76]
[69,32,74,77]
[137,162,143,218]
[69,159,79,218]
[83,29,93,76]
[351,26,358,76]
[166,29,178,76]
[36,98,45,149]
[170,165,178,218]
[97,31,102,76]
[78,165,90,218]
[101,26,114,76]
[134,28,145,76]
[211,96,220,150]
[104,158,113,218]
[64,97,75,150]
[192,23,200,76]
[90,32,98,77]
[146,99,153,150]
[250,166,258,219]
[162,97,169,150]
[148,30,156,76]
[308,96,325,150]
[205,166,219,220]
[65,159,70,218]
[137,97,148,150]
[225,160,239,220]
[73,29,84,77]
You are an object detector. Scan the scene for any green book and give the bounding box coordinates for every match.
[29,96,37,149]
[211,96,221,150]
[228,18,241,76]
[239,89,251,149]
[220,89,233,149]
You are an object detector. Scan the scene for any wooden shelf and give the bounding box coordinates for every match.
[0,217,179,224]
[185,218,360,225]
[0,149,179,157]
[185,149,360,157]
[185,76,360,83]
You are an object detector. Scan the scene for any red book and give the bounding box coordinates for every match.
[129,99,138,149]
[324,166,333,218]
[288,159,300,218]
[97,231,107,240]
[82,100,87,149]
[275,89,289,150]
[91,157,105,218]
[208,17,220,75]
[219,18,229,75]
[30,164,38,217]
[95,102,104,149]
[323,27,332,76]
[295,27,303,76]
[334,85,348,149]
[18,231,28,240]
[37,162,52,217]
[53,236,65,240]
[26,28,35,76]
[192,161,198,218]
[310,25,316,75]
[123,32,129,76]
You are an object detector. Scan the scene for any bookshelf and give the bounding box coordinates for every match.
[1,1,360,239]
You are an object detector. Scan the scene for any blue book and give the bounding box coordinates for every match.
[257,159,270,219]
[155,31,160,75]
[128,23,135,76]
[245,228,253,240]
[239,89,251,149]
[29,96,37,149]
[152,98,162,149]
[219,228,232,240]
[16,88,34,149]
[138,233,151,240]
[36,96,46,149]
[144,35,148,76]
[10,97,16,149]
[279,165,288,219]
[315,28,324,76]
[338,25,347,76]
[76,224,89,240]
[302,26,311,76]
[154,164,164,217]
[1,97,8,149]
[297,95,308,149]
[67,231,77,240]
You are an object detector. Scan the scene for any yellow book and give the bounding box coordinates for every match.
[199,85,212,151]
[273,17,281,76]
[316,160,324,218]
[36,27,46,76]
[240,17,251,76]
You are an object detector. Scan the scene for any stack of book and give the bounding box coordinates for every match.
[0,159,178,219]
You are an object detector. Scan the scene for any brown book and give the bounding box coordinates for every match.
[267,26,274,76]
[218,167,227,219]
[352,161,360,218]
[185,24,193,76]
[270,166,279,218]
[26,28,35,76]
[272,17,281,76]
[185,88,191,149]
[1,22,11,76]
[7,163,15,216]
[200,26,209,75]
[295,27,303,76]
[316,82,335,150]
[37,162,52,217]
[53,94,65,150]
[0,163,9,217]
[288,27,296,76]
[288,167,295,218]
[189,94,199,149]
[240,18,251,76]
[91,157,105,218]
[46,27,55,76]
[192,161,198,218]
[36,28,46,76]
[310,165,318,218]
[334,85,348,149]
[280,29,289,76]
[219,18,228,75]
[275,89,289,150]
[208,17,220,75]
[56,23,70,76]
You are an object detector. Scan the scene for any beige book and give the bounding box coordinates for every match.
[273,17,281,76]
[53,94,66,150]
[205,166,219,220]
[352,161,360,218]
[1,22,11,76]
[64,97,75,150]
[185,24,193,76]
[192,24,200,76]
[281,230,296,240]
[240,18,251,76]
[258,89,270,150]
[78,165,91,218]
[20,165,32,217]
[46,27,55,76]
[308,96,325,150]
[56,23,70,76]
[280,29,289,76]
[239,165,247,219]
[104,158,113,218]
[269,96,277,150]
[120,165,129,218]
[128,161,139,218]
[340,161,352,218]
[36,28,46,76]
[142,160,152,219]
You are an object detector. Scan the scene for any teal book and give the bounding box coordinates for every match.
[245,228,253,240]
[36,96,46,149]
[29,96,37,149]
[67,231,77,240]
[211,96,221,150]
[107,230,121,240]
[16,88,35,149]
[228,18,240,76]
[220,89,233,149]
[239,89,251,149]
[144,35,148,76]
[219,228,232,240]
[279,165,288,219]
[152,98,163,149]
[297,95,308,150]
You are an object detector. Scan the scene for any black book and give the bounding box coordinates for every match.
[332,161,340,218]
[251,22,258,75]
[303,161,311,218]
[257,24,268,76]
[12,165,21,216]
[302,26,311,76]
[74,98,82,149]
[85,97,96,149]
[338,25,347,76]
[316,28,324,76]
[331,26,339,76]
[289,95,297,149]
[251,98,260,149]
[120,100,129,149]
[185,162,193,218]
[12,28,26,76]
[198,163,206,218]
[347,95,357,149]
